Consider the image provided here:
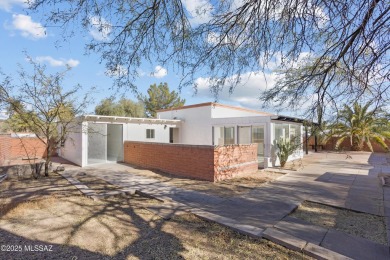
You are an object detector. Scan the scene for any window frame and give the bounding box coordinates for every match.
[146,129,155,139]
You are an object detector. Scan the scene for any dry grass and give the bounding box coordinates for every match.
[291,201,387,245]
[0,195,312,259]
[0,172,81,217]
[126,168,283,197]
[0,175,312,259]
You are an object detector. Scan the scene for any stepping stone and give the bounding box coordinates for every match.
[321,229,390,260]
[275,216,328,245]
[345,200,382,216]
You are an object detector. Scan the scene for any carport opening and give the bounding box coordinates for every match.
[87,123,123,165]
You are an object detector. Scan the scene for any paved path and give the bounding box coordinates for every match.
[63,152,390,259]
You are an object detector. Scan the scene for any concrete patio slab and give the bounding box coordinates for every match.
[303,243,352,260]
[60,152,390,259]
[320,229,390,260]
[263,227,307,251]
[274,216,328,245]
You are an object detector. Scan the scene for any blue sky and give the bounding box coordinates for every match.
[0,0,287,118]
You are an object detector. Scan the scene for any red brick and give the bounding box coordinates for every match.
[124,141,258,182]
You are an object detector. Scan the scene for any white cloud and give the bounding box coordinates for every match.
[66,59,80,68]
[182,0,213,26]
[151,65,167,78]
[193,71,278,109]
[36,56,80,67]
[0,0,29,12]
[0,110,8,120]
[10,14,46,39]
[105,65,128,77]
[89,16,112,41]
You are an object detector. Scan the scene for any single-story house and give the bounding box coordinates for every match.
[60,102,304,169]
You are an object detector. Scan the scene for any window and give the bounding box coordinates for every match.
[224,127,235,145]
[238,126,251,144]
[274,123,289,142]
[290,124,302,147]
[213,126,235,145]
[146,129,155,139]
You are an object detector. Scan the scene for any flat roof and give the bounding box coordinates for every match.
[82,115,181,125]
[156,102,275,116]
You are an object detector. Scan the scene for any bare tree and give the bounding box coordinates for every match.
[0,58,90,176]
[30,0,389,117]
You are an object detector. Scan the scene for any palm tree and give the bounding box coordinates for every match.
[331,102,390,151]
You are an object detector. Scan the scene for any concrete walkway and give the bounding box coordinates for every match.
[62,152,390,259]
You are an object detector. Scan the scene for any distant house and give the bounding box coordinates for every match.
[60,102,304,169]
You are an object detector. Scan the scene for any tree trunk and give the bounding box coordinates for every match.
[44,144,51,177]
[351,137,362,151]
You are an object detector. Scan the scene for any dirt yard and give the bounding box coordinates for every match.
[0,174,311,259]
[291,201,387,245]
[123,168,285,197]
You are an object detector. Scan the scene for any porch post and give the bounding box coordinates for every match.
[305,125,308,155]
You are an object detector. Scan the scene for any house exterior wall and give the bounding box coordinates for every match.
[157,106,213,145]
[123,141,257,182]
[59,122,86,167]
[211,105,268,118]
[60,120,177,167]
[157,104,304,168]
[157,105,272,146]
[123,123,174,143]
[60,104,304,169]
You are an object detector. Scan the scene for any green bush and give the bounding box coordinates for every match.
[276,138,299,167]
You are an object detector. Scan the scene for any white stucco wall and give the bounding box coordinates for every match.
[158,106,213,145]
[61,120,177,167]
[123,123,174,143]
[157,105,275,148]
[60,121,87,167]
[211,105,269,118]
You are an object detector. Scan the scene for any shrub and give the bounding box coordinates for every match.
[276,138,299,167]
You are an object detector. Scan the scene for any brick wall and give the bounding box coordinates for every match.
[0,135,47,166]
[307,136,390,152]
[123,141,258,182]
[214,145,258,181]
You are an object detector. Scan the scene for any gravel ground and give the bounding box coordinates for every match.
[291,201,387,245]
